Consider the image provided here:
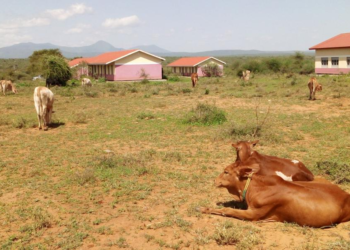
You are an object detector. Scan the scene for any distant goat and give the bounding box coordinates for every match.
[0,80,17,95]
[241,70,251,81]
[81,78,92,87]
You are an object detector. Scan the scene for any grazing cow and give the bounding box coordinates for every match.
[32,75,42,81]
[0,80,17,95]
[81,78,92,87]
[191,73,198,88]
[232,140,314,181]
[241,70,251,81]
[34,87,54,131]
[308,77,322,100]
[199,164,350,227]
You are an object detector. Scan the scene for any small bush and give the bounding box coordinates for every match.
[221,122,255,138]
[314,161,350,184]
[72,112,87,124]
[84,90,98,98]
[151,88,159,95]
[184,103,227,125]
[12,117,36,129]
[97,77,106,83]
[205,89,210,95]
[72,167,96,185]
[137,112,156,120]
[167,75,180,82]
[212,221,262,248]
[182,88,192,94]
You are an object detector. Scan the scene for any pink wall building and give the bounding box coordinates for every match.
[69,50,165,81]
[310,33,350,75]
[167,57,226,77]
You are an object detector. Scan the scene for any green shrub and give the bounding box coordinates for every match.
[182,88,192,94]
[184,103,227,125]
[314,161,350,184]
[212,221,262,248]
[167,75,180,82]
[137,112,156,120]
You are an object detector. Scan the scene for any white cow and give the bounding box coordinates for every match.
[1,80,17,95]
[241,70,251,82]
[34,87,54,131]
[81,78,92,87]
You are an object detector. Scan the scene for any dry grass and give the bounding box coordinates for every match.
[1,74,350,249]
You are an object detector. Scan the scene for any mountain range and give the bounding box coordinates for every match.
[0,40,313,59]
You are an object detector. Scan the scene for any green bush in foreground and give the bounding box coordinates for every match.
[184,103,227,125]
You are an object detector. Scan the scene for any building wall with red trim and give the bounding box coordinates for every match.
[315,68,350,74]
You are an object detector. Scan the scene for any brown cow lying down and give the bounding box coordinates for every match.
[199,165,350,227]
[232,140,314,181]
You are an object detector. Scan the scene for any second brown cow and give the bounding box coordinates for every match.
[200,164,350,227]
[231,140,314,181]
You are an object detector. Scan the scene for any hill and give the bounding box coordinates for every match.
[0,41,314,58]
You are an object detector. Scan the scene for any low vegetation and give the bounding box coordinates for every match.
[1,56,350,249]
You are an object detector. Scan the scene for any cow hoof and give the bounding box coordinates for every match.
[196,207,210,213]
[43,127,48,131]
[39,127,42,130]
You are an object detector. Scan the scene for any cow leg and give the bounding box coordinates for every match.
[37,114,42,130]
[42,106,48,131]
[199,207,261,221]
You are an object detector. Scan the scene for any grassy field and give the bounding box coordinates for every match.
[1,73,350,249]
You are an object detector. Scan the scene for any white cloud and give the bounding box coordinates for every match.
[0,33,32,48]
[66,24,90,34]
[46,3,93,20]
[67,28,83,34]
[102,15,140,29]
[0,18,50,29]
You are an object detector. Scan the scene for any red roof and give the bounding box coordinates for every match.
[69,49,165,67]
[167,57,226,67]
[309,33,350,50]
[168,57,210,66]
[68,57,93,67]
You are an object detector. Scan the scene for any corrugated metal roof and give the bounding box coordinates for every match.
[167,57,226,67]
[167,57,210,66]
[68,49,165,67]
[309,33,350,50]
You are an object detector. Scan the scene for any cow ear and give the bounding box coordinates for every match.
[238,167,254,177]
[232,143,241,150]
[237,164,259,177]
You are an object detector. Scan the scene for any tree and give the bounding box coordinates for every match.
[27,49,63,76]
[265,58,282,73]
[42,55,72,87]
[201,63,223,77]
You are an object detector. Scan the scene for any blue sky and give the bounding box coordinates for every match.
[0,0,349,52]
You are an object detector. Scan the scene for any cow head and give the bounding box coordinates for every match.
[232,140,259,162]
[316,84,322,91]
[12,85,17,94]
[215,162,259,201]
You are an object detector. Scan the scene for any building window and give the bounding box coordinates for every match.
[331,57,339,67]
[321,57,328,67]
[347,57,350,67]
